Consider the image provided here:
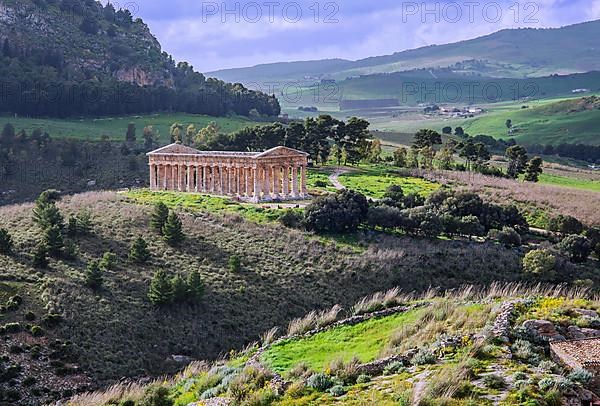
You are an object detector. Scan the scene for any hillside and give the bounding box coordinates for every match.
[0,190,537,404]
[210,20,600,84]
[461,95,600,145]
[71,286,600,405]
[0,0,280,118]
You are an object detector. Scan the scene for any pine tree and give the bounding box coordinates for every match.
[150,203,169,233]
[0,228,13,255]
[43,225,64,257]
[187,270,205,302]
[148,270,173,305]
[171,274,188,303]
[129,236,151,264]
[524,156,544,182]
[85,260,103,290]
[162,212,185,246]
[32,243,49,268]
[33,202,64,231]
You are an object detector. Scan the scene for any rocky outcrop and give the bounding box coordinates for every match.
[523,320,566,341]
[567,326,600,340]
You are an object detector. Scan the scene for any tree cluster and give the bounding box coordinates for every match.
[285,186,528,244]
[148,269,205,306]
[191,115,373,166]
[150,203,185,247]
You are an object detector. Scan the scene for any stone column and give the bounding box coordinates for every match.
[300,165,308,196]
[201,166,207,192]
[149,163,156,190]
[171,165,177,191]
[273,166,281,197]
[228,166,234,196]
[186,165,193,192]
[253,167,262,202]
[209,166,215,192]
[244,167,251,197]
[264,166,271,199]
[282,166,290,197]
[162,165,168,190]
[291,166,299,197]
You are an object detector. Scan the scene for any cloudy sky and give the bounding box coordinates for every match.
[107,0,600,72]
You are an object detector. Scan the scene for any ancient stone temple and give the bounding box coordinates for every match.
[147,143,309,202]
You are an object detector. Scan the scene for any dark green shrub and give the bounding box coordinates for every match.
[278,209,303,228]
[139,384,173,406]
[228,255,241,273]
[304,189,369,234]
[32,243,49,268]
[84,260,103,290]
[30,325,44,337]
[483,374,507,389]
[559,235,592,263]
[488,227,522,248]
[24,311,36,321]
[0,228,13,254]
[2,322,21,333]
[100,251,117,270]
[356,374,371,384]
[548,215,583,235]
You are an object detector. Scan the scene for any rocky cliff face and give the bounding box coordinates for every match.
[0,0,174,88]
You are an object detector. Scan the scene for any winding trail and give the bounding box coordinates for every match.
[328,167,351,190]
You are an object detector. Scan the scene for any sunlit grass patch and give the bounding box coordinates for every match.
[339,168,440,199]
[123,189,290,223]
[538,173,600,192]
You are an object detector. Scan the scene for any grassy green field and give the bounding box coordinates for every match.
[0,113,261,142]
[461,96,600,145]
[124,189,291,223]
[538,173,600,192]
[338,166,441,199]
[261,311,422,374]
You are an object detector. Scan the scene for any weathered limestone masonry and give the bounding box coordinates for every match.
[147,143,309,202]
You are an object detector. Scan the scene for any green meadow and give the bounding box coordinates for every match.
[0,113,261,142]
[538,173,600,192]
[261,310,422,374]
[337,166,441,199]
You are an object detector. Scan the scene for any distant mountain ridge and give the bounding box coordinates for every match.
[210,19,600,84]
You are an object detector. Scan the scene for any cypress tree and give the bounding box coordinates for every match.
[150,202,169,233]
[43,225,64,257]
[148,270,173,305]
[33,243,49,268]
[0,228,13,255]
[187,270,204,302]
[129,236,151,264]
[162,212,185,246]
[85,260,103,290]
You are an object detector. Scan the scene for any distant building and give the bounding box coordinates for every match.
[572,88,591,93]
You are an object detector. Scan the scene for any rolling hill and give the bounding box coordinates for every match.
[210,20,600,85]
[461,95,600,145]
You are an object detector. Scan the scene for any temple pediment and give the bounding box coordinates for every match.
[256,146,309,159]
[147,143,202,156]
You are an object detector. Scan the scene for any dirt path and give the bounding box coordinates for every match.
[411,370,431,405]
[329,167,351,190]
